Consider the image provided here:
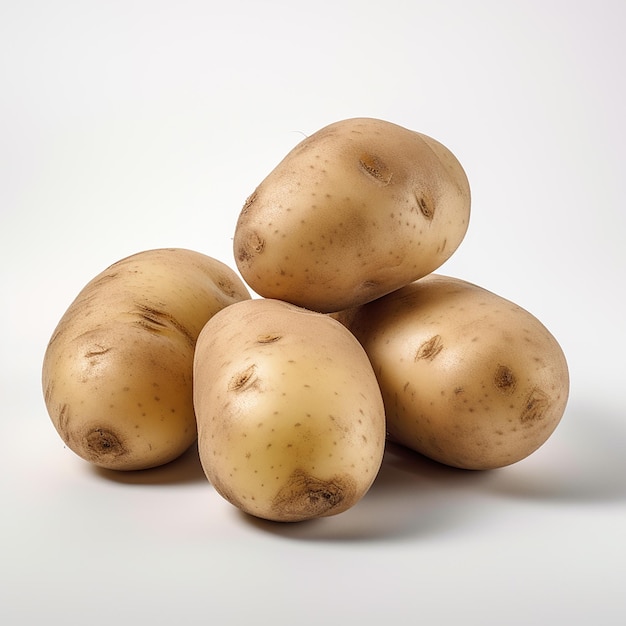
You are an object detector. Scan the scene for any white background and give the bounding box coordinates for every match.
[2,1,625,624]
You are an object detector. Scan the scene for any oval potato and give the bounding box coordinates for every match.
[42,248,251,471]
[193,298,386,522]
[334,274,570,470]
[233,117,471,313]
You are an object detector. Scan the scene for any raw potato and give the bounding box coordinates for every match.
[193,298,386,522]
[334,274,570,470]
[234,117,471,313]
[42,248,251,471]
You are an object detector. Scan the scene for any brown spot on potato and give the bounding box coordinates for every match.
[228,364,260,392]
[494,365,517,394]
[84,428,127,461]
[358,154,393,185]
[237,230,266,263]
[44,381,54,404]
[360,280,379,291]
[84,345,110,359]
[520,388,550,424]
[415,335,444,361]
[416,194,435,221]
[272,469,356,521]
[57,403,70,441]
[133,304,195,347]
[257,333,282,344]
[136,307,169,331]
[216,274,238,298]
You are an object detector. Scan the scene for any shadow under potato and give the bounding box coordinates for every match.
[240,442,494,542]
[91,440,206,486]
[87,399,625,538]
[239,400,626,540]
[484,402,626,504]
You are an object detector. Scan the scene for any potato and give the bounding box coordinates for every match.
[233,117,471,313]
[42,248,251,471]
[193,298,386,522]
[334,274,569,470]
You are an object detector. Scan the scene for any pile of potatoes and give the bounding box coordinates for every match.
[42,117,569,523]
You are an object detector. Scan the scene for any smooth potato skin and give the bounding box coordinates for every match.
[335,274,570,470]
[234,117,471,313]
[193,298,386,522]
[42,248,251,471]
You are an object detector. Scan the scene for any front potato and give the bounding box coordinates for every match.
[335,274,570,470]
[193,298,386,522]
[234,117,471,313]
[42,248,251,471]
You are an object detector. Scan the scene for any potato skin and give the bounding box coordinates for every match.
[193,298,386,522]
[42,248,251,471]
[233,117,470,313]
[334,274,570,470]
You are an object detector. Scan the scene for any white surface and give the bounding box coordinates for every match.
[2,1,625,624]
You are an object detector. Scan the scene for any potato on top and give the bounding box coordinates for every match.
[234,117,471,313]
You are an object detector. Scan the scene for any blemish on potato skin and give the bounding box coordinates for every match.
[216,274,238,298]
[494,365,517,394]
[256,333,282,344]
[236,230,266,263]
[84,345,111,359]
[44,381,55,404]
[415,335,443,361]
[520,388,550,424]
[228,364,260,392]
[84,427,127,461]
[133,304,195,348]
[415,193,435,221]
[271,469,357,521]
[358,154,393,185]
[56,403,71,442]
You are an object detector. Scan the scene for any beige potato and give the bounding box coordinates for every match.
[193,298,386,522]
[334,274,570,470]
[234,117,471,313]
[42,248,251,471]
